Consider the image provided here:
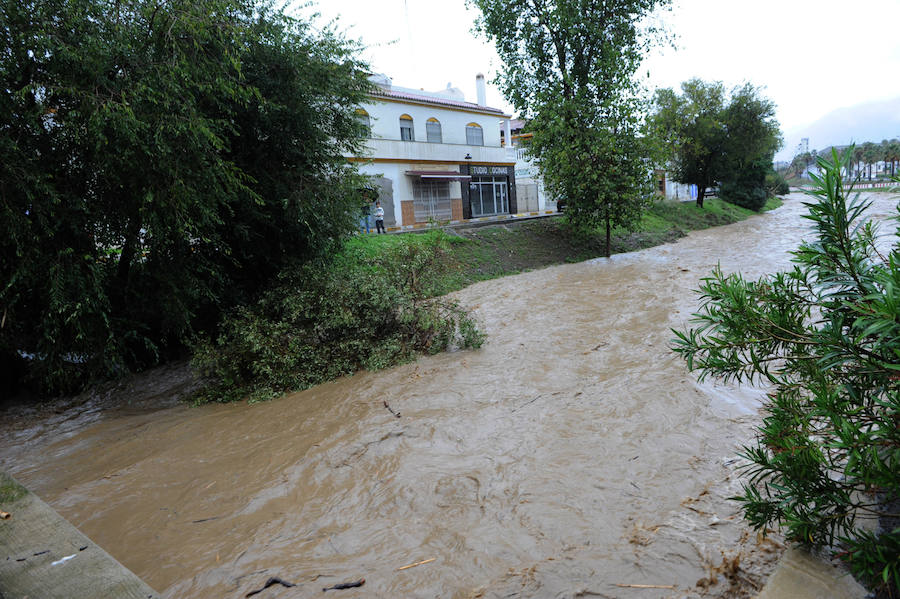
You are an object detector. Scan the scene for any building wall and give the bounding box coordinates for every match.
[513,147,547,210]
[359,138,513,165]
[357,161,465,227]
[348,95,519,227]
[360,99,503,147]
[664,178,697,202]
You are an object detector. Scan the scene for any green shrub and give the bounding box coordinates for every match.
[192,237,484,403]
[719,157,770,211]
[672,147,900,596]
[765,170,790,196]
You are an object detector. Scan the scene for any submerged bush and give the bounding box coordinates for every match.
[765,170,790,196]
[673,147,899,595]
[192,236,484,403]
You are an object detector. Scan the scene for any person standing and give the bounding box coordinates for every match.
[374,201,385,234]
[359,202,371,234]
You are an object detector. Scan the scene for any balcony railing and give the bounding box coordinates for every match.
[357,138,515,164]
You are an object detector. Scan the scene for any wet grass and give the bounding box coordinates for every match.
[0,471,28,503]
[343,196,785,295]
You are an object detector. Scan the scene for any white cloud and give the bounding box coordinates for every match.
[645,0,900,131]
[295,0,513,113]
[296,0,900,136]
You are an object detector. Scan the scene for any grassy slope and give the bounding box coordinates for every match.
[341,196,784,295]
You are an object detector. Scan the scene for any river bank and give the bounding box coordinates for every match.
[350,196,784,295]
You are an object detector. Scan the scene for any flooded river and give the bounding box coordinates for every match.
[3,192,896,598]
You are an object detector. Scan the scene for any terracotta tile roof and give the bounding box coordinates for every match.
[372,88,508,116]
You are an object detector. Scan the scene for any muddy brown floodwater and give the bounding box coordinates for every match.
[3,192,897,599]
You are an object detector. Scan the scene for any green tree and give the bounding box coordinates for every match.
[878,139,891,178]
[672,148,899,595]
[787,154,806,179]
[650,79,727,208]
[0,0,371,394]
[213,9,372,305]
[717,83,781,211]
[650,80,781,211]
[792,150,814,179]
[469,0,669,256]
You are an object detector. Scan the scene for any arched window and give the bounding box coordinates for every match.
[466,122,484,146]
[355,109,370,136]
[426,118,442,143]
[399,114,414,141]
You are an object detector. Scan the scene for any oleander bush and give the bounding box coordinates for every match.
[673,147,899,596]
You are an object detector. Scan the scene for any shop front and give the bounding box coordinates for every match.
[460,164,517,219]
[402,170,467,224]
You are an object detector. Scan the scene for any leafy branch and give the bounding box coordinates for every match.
[673,146,900,595]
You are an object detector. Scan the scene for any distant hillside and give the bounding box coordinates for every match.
[778,96,900,161]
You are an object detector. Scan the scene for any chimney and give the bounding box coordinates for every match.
[475,73,486,106]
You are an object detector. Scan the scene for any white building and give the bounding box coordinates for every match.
[351,74,518,229]
[503,119,550,212]
[658,170,698,202]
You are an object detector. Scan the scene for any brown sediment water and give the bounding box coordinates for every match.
[2,192,895,598]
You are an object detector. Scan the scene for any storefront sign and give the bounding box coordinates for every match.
[470,165,508,176]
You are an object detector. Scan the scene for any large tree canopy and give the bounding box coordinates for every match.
[650,79,781,210]
[470,0,670,255]
[0,0,372,394]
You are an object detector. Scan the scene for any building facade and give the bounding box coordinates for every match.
[350,74,518,229]
[502,118,551,212]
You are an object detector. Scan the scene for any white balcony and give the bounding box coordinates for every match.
[355,138,516,164]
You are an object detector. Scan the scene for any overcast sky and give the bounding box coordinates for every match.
[296,0,900,155]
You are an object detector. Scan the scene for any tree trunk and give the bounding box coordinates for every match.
[113,213,142,311]
[696,186,705,209]
[605,213,611,258]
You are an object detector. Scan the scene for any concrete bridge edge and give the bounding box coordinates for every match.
[0,471,159,599]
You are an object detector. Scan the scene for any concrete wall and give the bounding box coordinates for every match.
[372,176,396,226]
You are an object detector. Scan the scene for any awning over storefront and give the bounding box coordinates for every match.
[405,170,471,181]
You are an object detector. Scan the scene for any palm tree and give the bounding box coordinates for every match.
[853,145,865,180]
[880,140,891,178]
[862,142,877,180]
[887,139,900,178]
